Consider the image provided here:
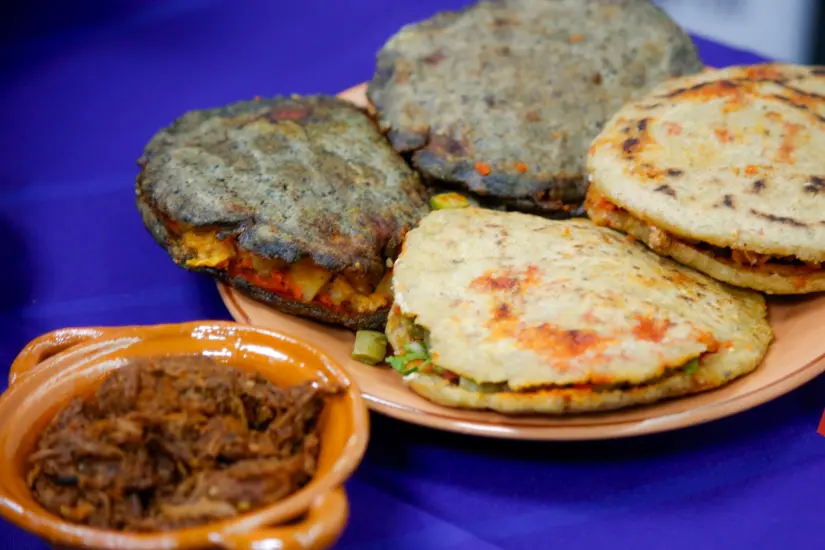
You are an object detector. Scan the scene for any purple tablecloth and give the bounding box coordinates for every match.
[1,1,823,549]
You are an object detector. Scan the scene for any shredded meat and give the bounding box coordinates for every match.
[28,356,335,532]
[647,224,672,252]
[589,194,822,271]
[692,240,819,270]
[730,248,770,268]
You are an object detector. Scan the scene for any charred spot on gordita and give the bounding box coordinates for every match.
[749,208,808,228]
[804,176,825,195]
[622,138,641,156]
[751,179,767,193]
[654,184,677,197]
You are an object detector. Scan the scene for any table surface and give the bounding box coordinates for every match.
[1,1,823,549]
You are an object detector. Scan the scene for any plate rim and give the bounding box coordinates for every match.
[218,283,825,441]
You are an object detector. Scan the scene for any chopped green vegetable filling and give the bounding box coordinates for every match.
[352,330,388,366]
[387,342,431,375]
[684,357,700,375]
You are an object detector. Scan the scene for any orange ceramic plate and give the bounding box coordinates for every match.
[218,83,825,441]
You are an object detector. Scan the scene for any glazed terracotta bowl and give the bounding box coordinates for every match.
[0,321,369,550]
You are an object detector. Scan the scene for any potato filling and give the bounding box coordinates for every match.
[586,192,823,275]
[174,225,392,314]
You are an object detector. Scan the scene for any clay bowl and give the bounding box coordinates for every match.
[0,321,369,550]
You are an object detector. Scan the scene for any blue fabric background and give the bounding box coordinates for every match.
[0,1,820,549]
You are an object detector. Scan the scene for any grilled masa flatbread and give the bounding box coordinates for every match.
[386,208,772,414]
[586,63,825,294]
[137,95,429,329]
[368,0,702,216]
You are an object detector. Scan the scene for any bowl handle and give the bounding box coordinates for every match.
[9,327,114,386]
[218,488,349,550]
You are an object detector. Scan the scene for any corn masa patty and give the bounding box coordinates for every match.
[386,208,772,414]
[368,0,703,217]
[136,95,430,329]
[586,63,825,294]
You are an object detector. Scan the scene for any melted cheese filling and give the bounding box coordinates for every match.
[179,227,392,314]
